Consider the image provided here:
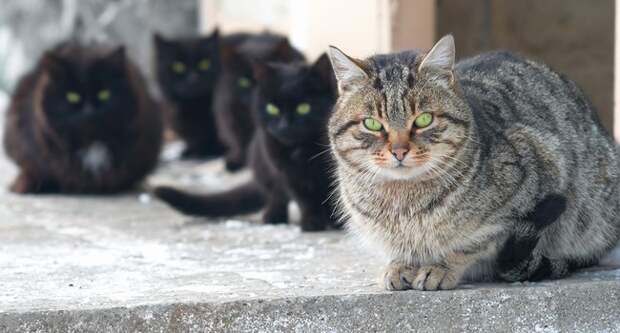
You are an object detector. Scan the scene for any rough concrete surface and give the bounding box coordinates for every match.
[0,142,619,332]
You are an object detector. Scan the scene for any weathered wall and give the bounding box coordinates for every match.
[0,0,199,94]
[437,0,614,133]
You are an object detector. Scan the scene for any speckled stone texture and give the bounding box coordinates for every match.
[0,130,619,331]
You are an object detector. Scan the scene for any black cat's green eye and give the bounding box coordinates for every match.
[414,112,433,128]
[296,103,311,115]
[98,89,111,101]
[363,118,383,131]
[66,91,81,104]
[198,58,211,71]
[238,77,251,89]
[172,61,186,74]
[266,103,280,116]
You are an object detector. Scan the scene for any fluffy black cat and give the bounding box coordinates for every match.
[154,30,225,158]
[214,33,304,171]
[155,54,340,231]
[4,42,162,194]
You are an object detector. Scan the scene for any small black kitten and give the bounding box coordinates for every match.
[214,33,304,171]
[4,41,162,193]
[154,30,225,158]
[155,54,340,231]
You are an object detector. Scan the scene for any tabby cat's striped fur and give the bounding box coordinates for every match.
[327,35,620,290]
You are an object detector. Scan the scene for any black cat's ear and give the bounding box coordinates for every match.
[153,33,165,47]
[327,46,368,95]
[271,37,301,62]
[418,34,455,86]
[220,40,240,67]
[40,51,67,78]
[251,60,276,87]
[105,46,126,69]
[310,53,337,96]
[210,27,220,40]
[154,33,174,53]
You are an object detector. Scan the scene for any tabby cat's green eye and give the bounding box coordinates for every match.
[66,91,81,104]
[198,59,211,71]
[266,103,280,116]
[363,118,383,131]
[98,89,111,101]
[172,62,186,74]
[414,112,433,128]
[296,103,311,115]
[238,77,251,89]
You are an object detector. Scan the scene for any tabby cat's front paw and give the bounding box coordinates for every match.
[383,263,416,291]
[411,265,460,291]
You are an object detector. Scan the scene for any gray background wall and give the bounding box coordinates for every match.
[0,0,199,95]
[437,0,614,132]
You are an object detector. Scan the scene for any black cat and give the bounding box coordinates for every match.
[155,54,340,231]
[3,41,162,194]
[214,33,304,171]
[154,30,225,159]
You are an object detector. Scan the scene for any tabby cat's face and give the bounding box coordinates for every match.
[39,46,136,133]
[327,36,472,181]
[253,54,335,146]
[154,31,220,99]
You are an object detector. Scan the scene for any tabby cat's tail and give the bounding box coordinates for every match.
[497,194,570,282]
[154,182,265,217]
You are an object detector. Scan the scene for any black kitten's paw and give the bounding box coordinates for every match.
[263,207,288,225]
[10,173,59,194]
[180,147,200,160]
[300,216,328,232]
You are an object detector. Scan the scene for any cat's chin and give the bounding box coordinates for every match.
[375,165,432,181]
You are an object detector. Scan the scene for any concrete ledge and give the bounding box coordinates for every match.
[2,276,619,332]
[0,156,619,332]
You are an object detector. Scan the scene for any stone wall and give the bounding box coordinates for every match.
[0,0,199,94]
[437,0,614,132]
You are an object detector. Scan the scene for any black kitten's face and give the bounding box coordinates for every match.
[155,32,220,99]
[254,59,335,146]
[41,48,136,132]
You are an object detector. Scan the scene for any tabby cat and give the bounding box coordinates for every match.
[4,42,162,194]
[155,54,339,231]
[327,35,620,290]
[214,33,304,171]
[154,30,225,159]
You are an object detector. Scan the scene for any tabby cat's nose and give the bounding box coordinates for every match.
[390,144,409,161]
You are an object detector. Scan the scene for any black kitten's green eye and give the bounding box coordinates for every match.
[172,62,186,74]
[238,77,251,89]
[98,89,111,101]
[266,103,280,116]
[198,58,210,71]
[363,118,383,131]
[414,112,433,128]
[296,103,311,115]
[66,91,81,104]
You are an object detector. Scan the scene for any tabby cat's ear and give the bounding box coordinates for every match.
[327,46,368,94]
[419,34,455,72]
